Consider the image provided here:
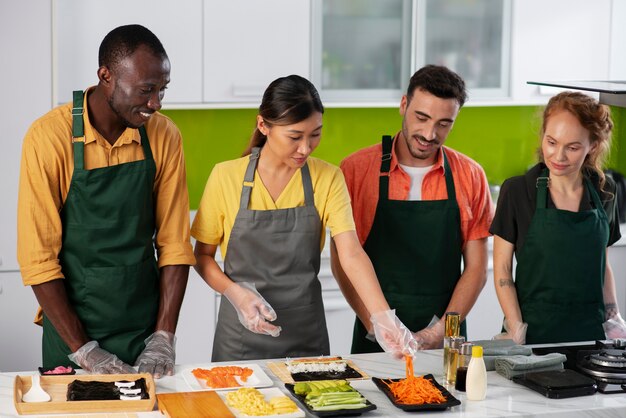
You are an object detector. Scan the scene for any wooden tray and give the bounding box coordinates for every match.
[13,373,156,415]
[157,391,234,418]
[267,359,369,384]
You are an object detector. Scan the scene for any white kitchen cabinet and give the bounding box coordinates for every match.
[319,244,355,355]
[465,237,501,340]
[311,0,412,104]
[54,0,203,105]
[510,0,612,105]
[0,272,42,372]
[202,0,311,104]
[416,0,512,101]
[51,0,626,108]
[610,1,626,80]
[175,267,217,365]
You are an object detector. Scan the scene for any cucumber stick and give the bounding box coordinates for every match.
[295,380,367,411]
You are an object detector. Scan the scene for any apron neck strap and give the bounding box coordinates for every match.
[378,135,393,200]
[240,147,315,209]
[584,176,607,218]
[138,126,153,161]
[536,168,550,208]
[441,149,456,201]
[240,147,260,210]
[300,163,315,207]
[72,91,85,170]
[72,90,85,141]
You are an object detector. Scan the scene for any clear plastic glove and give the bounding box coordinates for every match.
[603,313,626,339]
[223,282,281,337]
[371,310,419,359]
[134,330,176,378]
[68,341,136,374]
[493,319,528,344]
[413,316,445,349]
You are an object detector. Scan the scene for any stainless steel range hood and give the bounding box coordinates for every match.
[527,80,626,108]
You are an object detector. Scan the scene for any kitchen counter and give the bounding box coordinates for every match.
[2,349,626,417]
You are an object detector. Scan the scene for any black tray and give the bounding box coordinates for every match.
[285,383,377,417]
[372,374,461,411]
[512,369,597,399]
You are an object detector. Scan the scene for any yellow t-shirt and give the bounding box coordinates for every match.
[191,155,356,259]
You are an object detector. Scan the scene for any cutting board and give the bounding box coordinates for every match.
[157,391,234,418]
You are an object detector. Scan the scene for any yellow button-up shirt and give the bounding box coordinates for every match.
[18,88,195,289]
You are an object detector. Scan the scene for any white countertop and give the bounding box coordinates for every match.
[2,349,626,417]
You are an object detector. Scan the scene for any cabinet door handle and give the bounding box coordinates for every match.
[231,85,265,97]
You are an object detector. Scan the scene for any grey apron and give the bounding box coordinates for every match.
[211,147,330,361]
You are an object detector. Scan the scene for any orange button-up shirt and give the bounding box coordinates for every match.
[17,88,195,287]
[340,134,494,248]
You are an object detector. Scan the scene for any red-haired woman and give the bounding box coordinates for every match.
[491,91,625,344]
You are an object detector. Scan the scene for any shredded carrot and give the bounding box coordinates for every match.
[192,366,254,388]
[406,354,413,379]
[381,354,446,405]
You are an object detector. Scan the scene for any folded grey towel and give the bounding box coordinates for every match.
[473,339,533,356]
[494,353,567,380]
[471,340,533,371]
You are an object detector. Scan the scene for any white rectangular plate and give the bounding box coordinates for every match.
[218,387,305,418]
[183,363,274,391]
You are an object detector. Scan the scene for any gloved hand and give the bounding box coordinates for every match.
[134,330,176,378]
[413,316,445,349]
[371,310,419,359]
[603,313,626,339]
[223,282,281,337]
[68,341,136,374]
[493,319,527,344]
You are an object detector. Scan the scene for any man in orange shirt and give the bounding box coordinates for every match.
[331,65,494,353]
[17,25,195,376]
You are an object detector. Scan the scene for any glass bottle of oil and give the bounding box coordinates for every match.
[443,335,464,385]
[445,312,461,337]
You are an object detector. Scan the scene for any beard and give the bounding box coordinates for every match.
[107,85,141,129]
[402,128,440,160]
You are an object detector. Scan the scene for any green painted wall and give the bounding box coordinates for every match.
[162,105,626,209]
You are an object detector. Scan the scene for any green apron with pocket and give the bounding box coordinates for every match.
[352,136,464,354]
[514,169,608,344]
[42,90,159,367]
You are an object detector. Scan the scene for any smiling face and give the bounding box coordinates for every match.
[397,88,460,167]
[541,109,595,179]
[258,112,323,169]
[102,44,171,129]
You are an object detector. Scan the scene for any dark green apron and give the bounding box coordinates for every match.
[352,135,464,354]
[42,90,159,367]
[514,169,608,344]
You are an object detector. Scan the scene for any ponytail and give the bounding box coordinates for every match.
[242,128,267,156]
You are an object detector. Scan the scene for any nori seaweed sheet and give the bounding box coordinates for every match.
[66,378,148,401]
[291,365,363,381]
